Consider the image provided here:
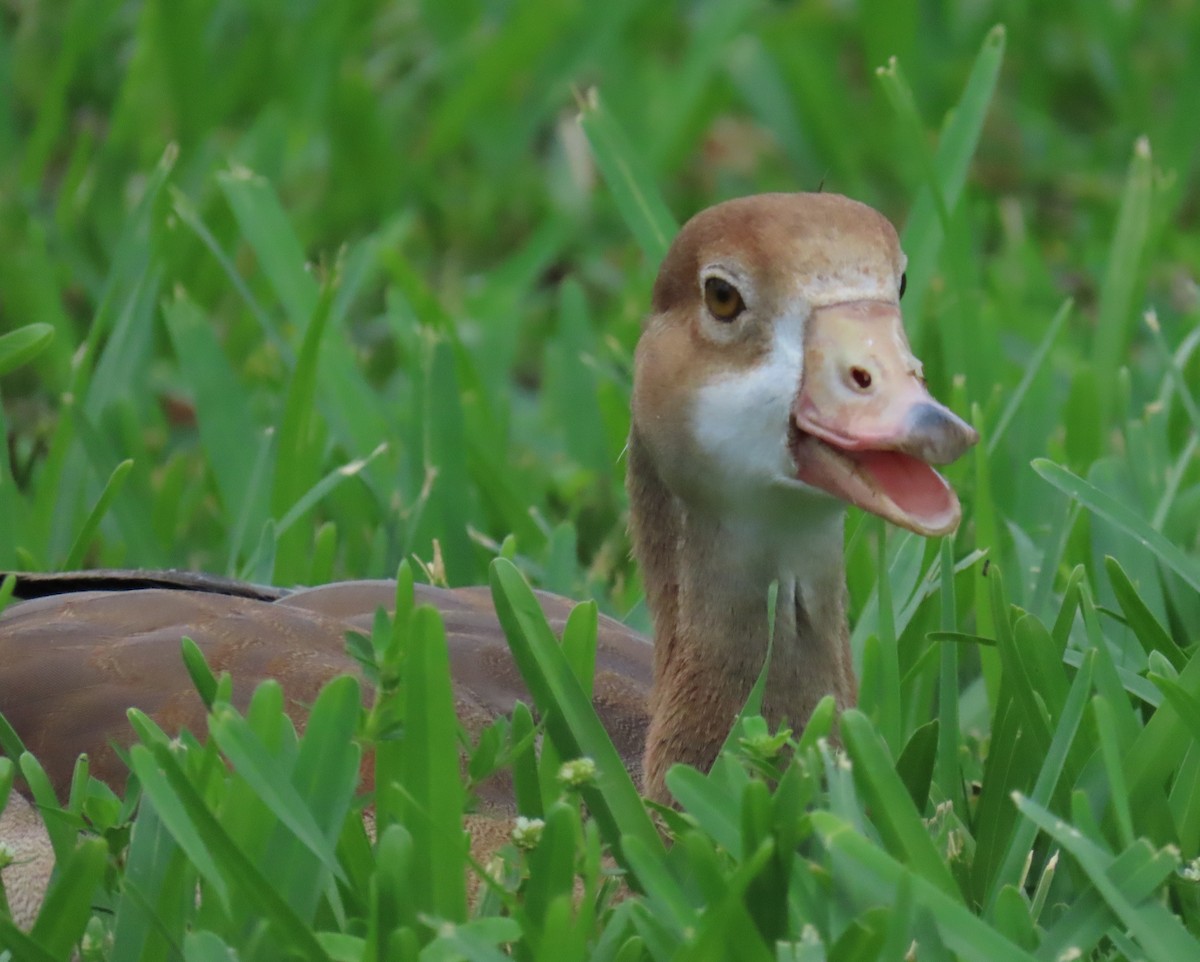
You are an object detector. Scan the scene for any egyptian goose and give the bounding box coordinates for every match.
[0,192,976,920]
[627,192,975,797]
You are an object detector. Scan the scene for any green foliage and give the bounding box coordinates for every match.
[2,0,1200,959]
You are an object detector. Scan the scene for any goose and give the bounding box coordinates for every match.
[0,192,977,924]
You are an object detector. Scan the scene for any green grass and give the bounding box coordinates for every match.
[2,1,1200,959]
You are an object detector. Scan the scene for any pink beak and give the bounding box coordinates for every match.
[790,300,978,536]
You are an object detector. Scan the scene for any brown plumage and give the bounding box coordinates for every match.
[0,192,977,923]
[0,578,650,804]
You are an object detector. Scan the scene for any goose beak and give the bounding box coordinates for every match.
[789,300,978,536]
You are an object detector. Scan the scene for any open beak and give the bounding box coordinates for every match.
[790,301,978,536]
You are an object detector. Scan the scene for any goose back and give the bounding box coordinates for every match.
[0,573,652,806]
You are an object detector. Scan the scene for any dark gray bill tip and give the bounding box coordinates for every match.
[905,402,979,464]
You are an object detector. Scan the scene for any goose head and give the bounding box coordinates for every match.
[631,192,978,538]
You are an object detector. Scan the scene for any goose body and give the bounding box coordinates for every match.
[0,192,976,922]
[0,576,652,802]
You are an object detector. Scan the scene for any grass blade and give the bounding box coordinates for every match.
[1014,794,1198,962]
[891,25,1006,341]
[1105,555,1186,669]
[0,323,55,378]
[1093,138,1155,424]
[489,558,664,869]
[127,741,230,914]
[217,168,318,330]
[840,709,960,899]
[935,539,964,816]
[162,290,268,535]
[129,739,334,960]
[206,701,350,887]
[271,273,335,585]
[60,457,133,570]
[578,89,677,264]
[984,651,1094,913]
[274,443,388,540]
[28,837,108,958]
[812,811,1040,962]
[1033,458,1200,593]
[1093,695,1136,850]
[986,299,1071,456]
[402,605,468,921]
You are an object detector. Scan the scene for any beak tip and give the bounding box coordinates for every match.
[908,403,981,463]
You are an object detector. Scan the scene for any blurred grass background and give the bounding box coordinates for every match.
[2,0,1200,957]
[2,0,1196,626]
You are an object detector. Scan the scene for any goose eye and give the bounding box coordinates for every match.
[899,272,907,300]
[703,276,745,321]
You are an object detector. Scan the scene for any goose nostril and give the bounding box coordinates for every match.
[850,367,872,390]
